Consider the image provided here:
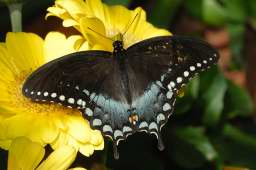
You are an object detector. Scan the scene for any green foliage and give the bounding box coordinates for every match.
[248,0,256,19]
[201,68,228,127]
[168,69,254,169]
[148,0,183,28]
[202,0,227,26]
[211,124,256,169]
[184,0,256,67]
[225,81,253,118]
[184,0,203,20]
[173,127,217,167]
[227,23,245,67]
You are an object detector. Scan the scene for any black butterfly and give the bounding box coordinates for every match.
[22,35,219,159]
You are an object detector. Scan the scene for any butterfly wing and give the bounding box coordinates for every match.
[23,51,112,107]
[22,51,139,149]
[126,35,219,144]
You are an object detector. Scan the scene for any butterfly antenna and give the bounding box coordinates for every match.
[122,9,141,37]
[87,27,114,42]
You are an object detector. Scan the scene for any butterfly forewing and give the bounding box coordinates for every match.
[127,35,219,92]
[22,51,117,126]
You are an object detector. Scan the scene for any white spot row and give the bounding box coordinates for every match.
[101,120,165,142]
[138,121,160,132]
[167,60,207,90]
[101,124,133,140]
[25,89,87,109]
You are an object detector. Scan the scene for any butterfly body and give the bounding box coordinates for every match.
[22,35,219,159]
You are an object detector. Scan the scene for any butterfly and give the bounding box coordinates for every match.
[22,35,219,159]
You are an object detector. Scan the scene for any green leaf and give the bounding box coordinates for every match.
[224,81,253,118]
[104,0,131,6]
[175,96,193,115]
[169,127,218,169]
[222,0,247,23]
[211,124,256,169]
[174,77,200,115]
[202,0,227,26]
[201,69,227,127]
[184,0,203,19]
[223,124,256,149]
[248,0,256,17]
[148,0,183,28]
[187,76,200,99]
[227,23,245,68]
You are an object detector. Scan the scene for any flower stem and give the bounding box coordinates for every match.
[8,3,22,32]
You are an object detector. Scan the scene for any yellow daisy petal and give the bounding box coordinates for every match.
[104,5,135,36]
[37,145,76,170]
[0,44,17,79]
[69,168,87,170]
[44,32,77,62]
[79,143,95,157]
[46,6,69,19]
[0,139,11,150]
[55,0,90,19]
[79,17,112,51]
[63,19,79,27]
[86,0,105,20]
[1,114,59,146]
[5,32,44,72]
[73,37,88,51]
[63,115,94,143]
[8,137,45,170]
[51,125,103,157]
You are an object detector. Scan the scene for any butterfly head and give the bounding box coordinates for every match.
[112,33,125,52]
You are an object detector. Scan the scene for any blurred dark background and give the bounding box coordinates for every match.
[0,0,256,170]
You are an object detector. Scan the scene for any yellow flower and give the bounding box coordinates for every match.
[8,137,86,170]
[47,0,171,51]
[0,32,103,158]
